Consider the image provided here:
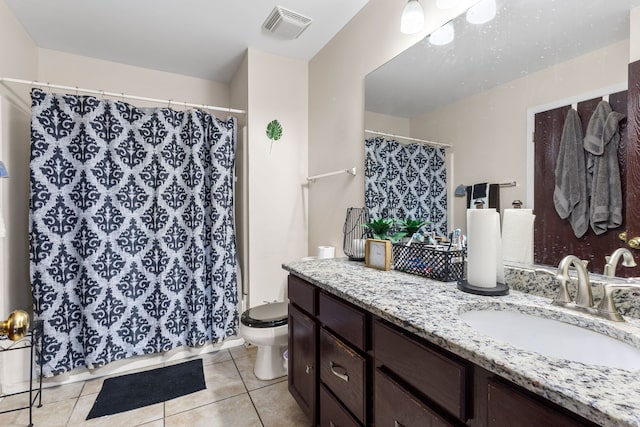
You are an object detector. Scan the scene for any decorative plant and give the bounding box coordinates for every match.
[363,218,406,242]
[266,119,283,153]
[398,218,430,235]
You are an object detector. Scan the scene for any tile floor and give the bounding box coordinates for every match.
[0,346,310,427]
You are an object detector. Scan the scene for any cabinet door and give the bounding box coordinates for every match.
[288,303,317,424]
[487,379,595,427]
[375,369,454,427]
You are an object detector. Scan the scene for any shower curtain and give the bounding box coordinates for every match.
[29,88,239,377]
[365,136,447,236]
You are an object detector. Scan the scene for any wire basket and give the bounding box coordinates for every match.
[392,242,466,282]
[343,207,370,261]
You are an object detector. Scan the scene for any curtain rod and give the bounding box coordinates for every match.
[365,129,451,148]
[307,167,357,183]
[0,77,246,115]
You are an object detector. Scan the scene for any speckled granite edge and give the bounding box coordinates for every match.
[283,258,640,427]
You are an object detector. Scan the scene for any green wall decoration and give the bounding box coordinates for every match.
[266,119,283,153]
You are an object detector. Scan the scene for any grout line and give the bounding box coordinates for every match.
[229,351,265,426]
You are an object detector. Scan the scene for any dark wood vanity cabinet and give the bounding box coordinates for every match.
[288,276,318,423]
[287,275,599,427]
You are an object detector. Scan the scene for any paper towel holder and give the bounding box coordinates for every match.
[457,279,509,296]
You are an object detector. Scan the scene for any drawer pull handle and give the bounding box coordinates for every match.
[329,422,336,427]
[305,364,311,374]
[394,421,403,427]
[329,361,349,382]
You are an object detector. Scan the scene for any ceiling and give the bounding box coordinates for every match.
[366,0,640,118]
[5,0,369,83]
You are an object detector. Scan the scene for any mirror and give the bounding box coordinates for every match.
[364,0,640,270]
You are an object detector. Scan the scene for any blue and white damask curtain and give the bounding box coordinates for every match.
[29,88,238,377]
[365,137,447,236]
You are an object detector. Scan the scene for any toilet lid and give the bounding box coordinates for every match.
[241,302,288,328]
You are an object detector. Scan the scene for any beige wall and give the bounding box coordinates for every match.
[38,48,229,109]
[0,0,38,393]
[230,53,249,305]
[308,0,477,255]
[246,49,308,307]
[410,40,629,233]
[633,7,640,62]
[364,111,410,136]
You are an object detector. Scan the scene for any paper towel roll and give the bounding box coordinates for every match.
[502,209,535,264]
[317,246,335,259]
[467,209,499,288]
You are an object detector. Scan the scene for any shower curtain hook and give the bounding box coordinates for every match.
[183,101,188,110]
[168,99,172,109]
[75,86,79,96]
[121,92,125,103]
[100,90,105,100]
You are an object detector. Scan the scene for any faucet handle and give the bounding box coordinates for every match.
[597,281,640,322]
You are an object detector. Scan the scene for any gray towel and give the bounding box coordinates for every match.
[553,108,588,238]
[583,100,625,235]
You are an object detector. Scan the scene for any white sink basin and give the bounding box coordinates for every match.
[460,308,640,370]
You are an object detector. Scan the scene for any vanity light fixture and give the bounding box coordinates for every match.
[429,21,455,45]
[466,0,496,24]
[400,0,425,34]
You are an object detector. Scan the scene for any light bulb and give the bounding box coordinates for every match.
[401,0,425,35]
[466,0,496,25]
[429,22,455,46]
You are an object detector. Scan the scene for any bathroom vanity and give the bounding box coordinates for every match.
[284,258,640,427]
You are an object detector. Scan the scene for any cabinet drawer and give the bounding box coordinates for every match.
[375,369,453,427]
[288,275,316,315]
[487,379,595,427]
[318,292,366,350]
[373,320,469,421]
[320,384,361,427]
[320,328,367,424]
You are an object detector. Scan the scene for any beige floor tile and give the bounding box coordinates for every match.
[164,359,246,416]
[229,343,255,360]
[250,381,310,427]
[0,392,30,412]
[165,393,262,427]
[81,376,108,396]
[41,381,84,404]
[234,350,287,391]
[199,349,232,365]
[0,397,76,427]
[67,393,164,427]
[136,420,164,427]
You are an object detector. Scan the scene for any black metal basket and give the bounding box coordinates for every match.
[392,242,466,282]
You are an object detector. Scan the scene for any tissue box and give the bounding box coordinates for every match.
[392,243,466,282]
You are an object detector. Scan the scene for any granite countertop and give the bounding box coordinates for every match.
[282,258,640,427]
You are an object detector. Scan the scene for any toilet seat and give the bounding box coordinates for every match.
[241,302,288,328]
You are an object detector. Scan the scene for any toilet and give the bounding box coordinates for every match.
[239,302,288,380]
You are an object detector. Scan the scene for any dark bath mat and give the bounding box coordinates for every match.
[87,358,206,420]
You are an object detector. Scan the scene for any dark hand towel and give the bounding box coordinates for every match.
[553,108,588,238]
[583,100,625,235]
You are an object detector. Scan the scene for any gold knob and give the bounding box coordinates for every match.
[0,310,30,341]
[619,231,628,242]
[629,237,640,250]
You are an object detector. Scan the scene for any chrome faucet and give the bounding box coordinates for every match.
[555,255,593,310]
[603,248,636,277]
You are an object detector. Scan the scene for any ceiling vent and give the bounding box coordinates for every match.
[263,6,313,39]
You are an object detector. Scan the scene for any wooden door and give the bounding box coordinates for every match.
[533,91,640,276]
[626,60,640,253]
